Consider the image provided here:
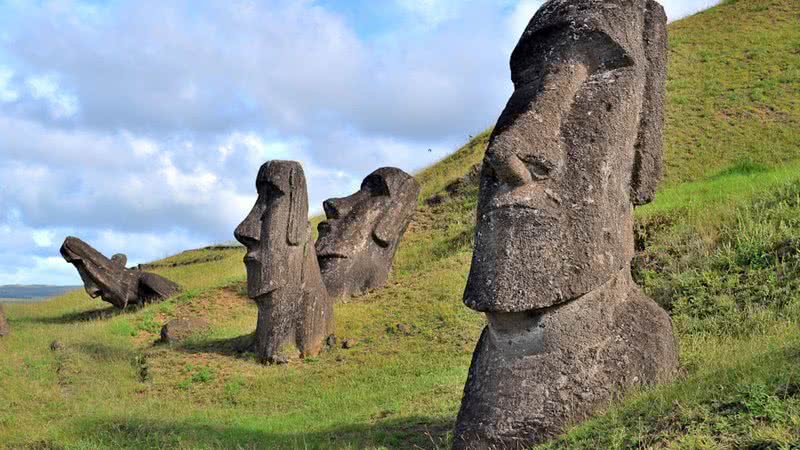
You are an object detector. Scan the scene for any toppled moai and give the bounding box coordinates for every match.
[316,168,420,298]
[234,161,334,364]
[453,1,678,448]
[0,305,9,336]
[60,236,182,309]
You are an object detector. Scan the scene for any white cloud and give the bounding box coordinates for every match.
[0,256,80,286]
[0,67,19,102]
[508,0,544,36]
[0,0,722,285]
[25,74,79,119]
[31,230,55,247]
[658,0,721,21]
[395,0,465,27]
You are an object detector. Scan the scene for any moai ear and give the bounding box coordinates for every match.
[631,0,668,206]
[286,164,309,246]
[373,178,420,247]
[111,254,128,268]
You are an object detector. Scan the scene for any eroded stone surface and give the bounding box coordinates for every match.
[234,160,334,364]
[0,305,8,337]
[454,1,677,447]
[60,237,182,309]
[316,167,420,298]
[160,318,211,343]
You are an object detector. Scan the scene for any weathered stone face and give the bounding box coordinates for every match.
[464,0,667,313]
[60,236,181,309]
[454,1,676,447]
[234,160,334,364]
[316,167,420,298]
[235,161,308,300]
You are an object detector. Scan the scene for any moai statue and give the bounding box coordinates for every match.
[453,1,678,448]
[234,161,334,364]
[316,168,420,298]
[60,236,182,309]
[0,305,9,337]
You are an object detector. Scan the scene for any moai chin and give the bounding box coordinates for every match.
[234,160,334,364]
[316,167,420,298]
[60,236,182,309]
[453,0,678,448]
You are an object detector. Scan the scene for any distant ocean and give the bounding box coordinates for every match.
[0,285,81,303]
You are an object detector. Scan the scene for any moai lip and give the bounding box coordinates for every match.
[453,1,678,447]
[316,167,420,299]
[60,236,181,309]
[234,160,334,364]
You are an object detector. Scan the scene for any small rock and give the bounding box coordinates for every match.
[270,355,289,365]
[50,340,63,351]
[326,335,338,347]
[342,339,357,349]
[336,355,344,362]
[425,194,445,206]
[160,318,210,343]
[396,323,411,335]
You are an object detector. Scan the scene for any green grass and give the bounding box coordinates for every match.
[662,0,800,184]
[2,0,800,448]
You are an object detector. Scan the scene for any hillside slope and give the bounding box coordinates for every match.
[2,0,800,448]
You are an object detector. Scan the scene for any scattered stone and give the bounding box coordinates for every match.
[0,305,9,337]
[234,161,334,365]
[453,1,678,448]
[424,194,445,207]
[396,323,410,335]
[60,236,182,309]
[342,339,357,349]
[270,355,289,365]
[160,318,211,343]
[316,168,420,299]
[326,335,338,348]
[50,340,63,351]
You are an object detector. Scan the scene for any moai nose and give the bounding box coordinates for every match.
[486,151,534,188]
[323,197,355,219]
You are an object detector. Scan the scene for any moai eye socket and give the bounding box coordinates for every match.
[522,157,557,181]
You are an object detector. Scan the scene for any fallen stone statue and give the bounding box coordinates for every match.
[60,236,182,309]
[453,0,678,447]
[0,305,9,336]
[316,167,420,298]
[234,160,334,364]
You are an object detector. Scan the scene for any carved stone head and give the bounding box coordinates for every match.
[464,0,667,313]
[60,236,181,308]
[234,160,309,300]
[61,236,138,307]
[316,167,420,298]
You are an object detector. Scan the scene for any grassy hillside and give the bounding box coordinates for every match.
[2,0,800,448]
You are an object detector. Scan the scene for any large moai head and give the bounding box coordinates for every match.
[316,167,420,298]
[61,236,140,307]
[464,0,667,313]
[234,160,309,300]
[60,236,181,308]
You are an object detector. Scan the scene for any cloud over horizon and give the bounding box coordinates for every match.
[0,0,720,285]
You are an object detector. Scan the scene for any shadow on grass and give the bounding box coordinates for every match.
[64,415,453,449]
[25,303,145,325]
[173,332,256,358]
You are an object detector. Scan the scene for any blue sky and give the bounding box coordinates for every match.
[0,0,720,286]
